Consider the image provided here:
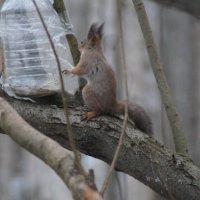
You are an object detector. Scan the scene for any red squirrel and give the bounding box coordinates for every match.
[63,23,153,135]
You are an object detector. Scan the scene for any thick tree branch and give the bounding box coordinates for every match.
[4,98,200,200]
[148,0,200,18]
[0,97,102,200]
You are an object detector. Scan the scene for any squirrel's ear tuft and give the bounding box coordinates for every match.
[87,22,105,47]
[97,23,104,39]
[87,22,104,41]
[87,23,99,40]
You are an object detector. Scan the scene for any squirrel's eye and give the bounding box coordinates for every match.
[81,40,84,45]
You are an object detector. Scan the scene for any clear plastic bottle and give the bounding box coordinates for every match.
[0,0,77,97]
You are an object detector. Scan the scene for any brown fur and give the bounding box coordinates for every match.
[64,23,153,135]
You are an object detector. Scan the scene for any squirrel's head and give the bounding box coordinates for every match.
[79,23,104,51]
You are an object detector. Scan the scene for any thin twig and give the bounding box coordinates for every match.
[53,0,87,91]
[101,0,129,195]
[131,0,189,156]
[31,0,86,176]
[53,0,80,65]
[159,7,167,144]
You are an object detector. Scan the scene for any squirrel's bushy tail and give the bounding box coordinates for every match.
[112,101,153,136]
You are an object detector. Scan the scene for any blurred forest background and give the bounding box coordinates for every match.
[0,0,200,199]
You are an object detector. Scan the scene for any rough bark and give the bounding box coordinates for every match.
[148,0,200,18]
[3,98,200,200]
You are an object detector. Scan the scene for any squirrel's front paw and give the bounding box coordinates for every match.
[62,69,71,74]
[81,111,100,121]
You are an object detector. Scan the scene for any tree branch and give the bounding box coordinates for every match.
[100,0,129,195]
[53,0,87,90]
[148,0,200,18]
[132,0,189,156]
[4,97,200,200]
[0,97,102,200]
